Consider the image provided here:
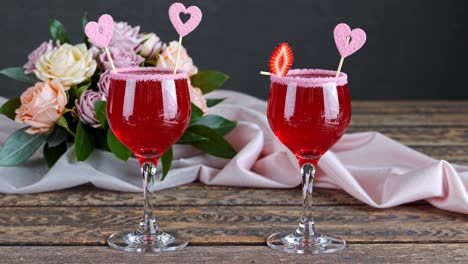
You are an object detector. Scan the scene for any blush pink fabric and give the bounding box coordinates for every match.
[168,3,203,37]
[199,92,468,214]
[334,23,367,58]
[318,133,468,214]
[0,91,467,215]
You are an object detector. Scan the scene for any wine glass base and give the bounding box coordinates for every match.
[267,232,346,254]
[108,231,188,253]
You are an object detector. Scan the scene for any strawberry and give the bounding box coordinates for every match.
[269,43,294,76]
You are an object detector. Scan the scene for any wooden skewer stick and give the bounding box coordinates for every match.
[173,35,183,74]
[105,47,117,73]
[260,71,271,76]
[335,36,351,77]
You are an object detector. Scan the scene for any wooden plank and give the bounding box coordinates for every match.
[351,113,468,127]
[412,146,468,164]
[348,127,468,146]
[352,101,468,114]
[0,184,362,207]
[1,244,467,264]
[0,205,466,245]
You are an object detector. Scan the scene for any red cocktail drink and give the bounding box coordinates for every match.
[106,67,191,252]
[266,69,350,254]
[267,70,351,165]
[107,68,191,164]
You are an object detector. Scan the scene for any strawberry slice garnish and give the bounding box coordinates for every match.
[269,43,294,76]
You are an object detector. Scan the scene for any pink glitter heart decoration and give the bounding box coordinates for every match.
[85,14,114,48]
[334,23,367,58]
[169,2,202,37]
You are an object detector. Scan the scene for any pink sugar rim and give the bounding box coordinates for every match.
[270,69,348,87]
[109,67,188,81]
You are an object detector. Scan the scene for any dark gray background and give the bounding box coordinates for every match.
[0,0,467,100]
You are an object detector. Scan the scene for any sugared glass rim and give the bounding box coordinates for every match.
[108,67,188,81]
[270,69,348,87]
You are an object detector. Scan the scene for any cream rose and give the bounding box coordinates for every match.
[34,43,97,89]
[139,33,162,59]
[15,80,68,134]
[156,41,198,76]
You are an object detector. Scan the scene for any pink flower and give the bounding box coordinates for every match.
[156,41,198,76]
[15,80,67,134]
[99,47,145,70]
[98,70,111,99]
[189,85,208,113]
[23,40,58,74]
[139,33,162,59]
[75,90,104,128]
[110,22,143,51]
[89,46,101,59]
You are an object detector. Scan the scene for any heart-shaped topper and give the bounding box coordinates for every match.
[85,14,114,48]
[334,23,367,58]
[169,2,203,37]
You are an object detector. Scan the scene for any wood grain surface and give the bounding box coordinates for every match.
[0,205,466,245]
[1,245,467,264]
[0,101,467,263]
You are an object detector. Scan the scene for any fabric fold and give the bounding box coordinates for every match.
[0,92,466,214]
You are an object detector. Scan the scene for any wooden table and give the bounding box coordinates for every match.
[1,101,468,263]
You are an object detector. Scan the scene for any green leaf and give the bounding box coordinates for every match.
[144,59,157,67]
[93,128,109,151]
[206,98,226,108]
[94,101,107,128]
[74,122,95,161]
[66,90,76,110]
[187,125,237,159]
[56,116,75,136]
[177,131,207,144]
[0,98,21,120]
[0,127,47,166]
[72,81,91,98]
[190,70,229,94]
[190,103,204,123]
[107,128,131,161]
[46,126,68,147]
[160,147,173,181]
[43,141,67,168]
[190,115,236,135]
[82,12,90,47]
[0,67,39,84]
[82,12,88,29]
[49,19,70,44]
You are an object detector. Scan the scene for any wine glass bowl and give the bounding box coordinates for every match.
[107,68,191,165]
[106,67,191,253]
[266,69,351,254]
[267,69,351,164]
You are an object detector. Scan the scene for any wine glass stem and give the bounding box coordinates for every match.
[138,162,160,236]
[295,163,317,238]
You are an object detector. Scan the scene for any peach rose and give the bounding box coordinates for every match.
[15,80,68,134]
[189,85,208,113]
[156,41,198,76]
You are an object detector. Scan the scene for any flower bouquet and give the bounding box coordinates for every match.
[0,14,237,178]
